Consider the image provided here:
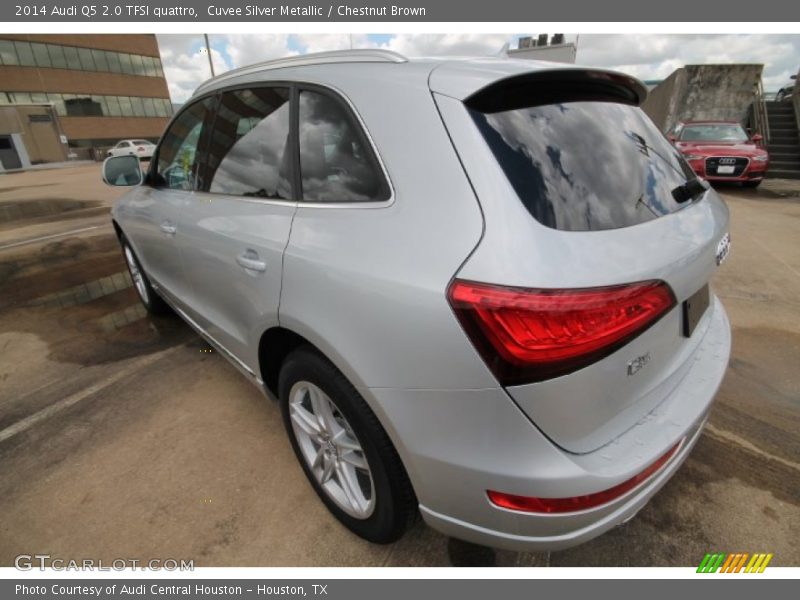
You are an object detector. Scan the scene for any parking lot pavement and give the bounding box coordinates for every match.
[0,165,798,567]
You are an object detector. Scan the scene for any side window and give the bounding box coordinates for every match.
[298,90,389,203]
[205,87,292,199]
[155,97,214,191]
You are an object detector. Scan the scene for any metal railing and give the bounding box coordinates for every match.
[752,77,770,144]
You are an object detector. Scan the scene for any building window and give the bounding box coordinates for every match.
[48,44,68,69]
[106,50,122,73]
[31,43,52,68]
[14,41,35,67]
[0,39,166,79]
[63,46,80,68]
[92,49,109,71]
[2,90,171,119]
[0,40,18,65]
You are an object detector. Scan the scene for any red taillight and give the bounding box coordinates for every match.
[448,279,676,385]
[487,440,682,514]
[137,146,145,152]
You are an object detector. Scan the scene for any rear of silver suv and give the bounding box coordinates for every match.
[105,51,731,551]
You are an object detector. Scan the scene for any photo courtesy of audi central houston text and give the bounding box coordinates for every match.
[1,33,798,568]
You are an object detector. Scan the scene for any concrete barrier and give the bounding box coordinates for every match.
[643,64,764,133]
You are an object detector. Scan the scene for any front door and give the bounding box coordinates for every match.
[124,96,216,309]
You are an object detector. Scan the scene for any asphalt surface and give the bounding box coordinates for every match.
[0,164,798,567]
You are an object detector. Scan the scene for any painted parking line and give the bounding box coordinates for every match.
[0,225,102,251]
[0,346,180,444]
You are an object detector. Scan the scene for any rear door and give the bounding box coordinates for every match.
[176,86,296,370]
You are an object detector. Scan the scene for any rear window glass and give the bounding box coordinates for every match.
[470,101,698,231]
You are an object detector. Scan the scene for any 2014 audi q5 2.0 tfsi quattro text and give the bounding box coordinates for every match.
[102,50,732,551]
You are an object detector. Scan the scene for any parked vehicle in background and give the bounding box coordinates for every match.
[670,121,769,187]
[775,73,796,102]
[100,50,732,551]
[107,139,156,160]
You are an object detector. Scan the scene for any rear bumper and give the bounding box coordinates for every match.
[419,415,707,551]
[369,297,731,551]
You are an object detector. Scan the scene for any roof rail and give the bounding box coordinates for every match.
[194,49,408,96]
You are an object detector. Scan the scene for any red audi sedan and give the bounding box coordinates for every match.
[670,121,769,187]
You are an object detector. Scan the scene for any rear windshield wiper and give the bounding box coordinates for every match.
[671,179,708,204]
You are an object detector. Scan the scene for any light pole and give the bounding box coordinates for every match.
[204,33,215,77]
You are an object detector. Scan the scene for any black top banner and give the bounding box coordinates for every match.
[3,0,800,22]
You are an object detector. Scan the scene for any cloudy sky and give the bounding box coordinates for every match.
[156,33,800,104]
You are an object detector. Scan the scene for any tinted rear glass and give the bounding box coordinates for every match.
[471,102,698,231]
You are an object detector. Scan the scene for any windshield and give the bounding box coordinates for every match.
[679,124,748,142]
[131,139,153,146]
[471,101,698,232]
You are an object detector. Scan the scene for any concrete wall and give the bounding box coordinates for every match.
[642,64,764,133]
[794,67,800,127]
[641,68,687,132]
[59,116,168,143]
[0,105,68,164]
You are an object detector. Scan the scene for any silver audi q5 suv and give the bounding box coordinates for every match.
[102,49,732,551]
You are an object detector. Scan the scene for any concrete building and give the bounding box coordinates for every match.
[0,34,171,165]
[0,104,68,170]
[509,35,576,64]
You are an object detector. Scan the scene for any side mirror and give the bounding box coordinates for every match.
[751,133,764,144]
[667,133,677,143]
[102,155,143,187]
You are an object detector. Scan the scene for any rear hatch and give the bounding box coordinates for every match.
[433,62,730,454]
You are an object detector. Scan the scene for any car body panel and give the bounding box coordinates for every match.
[108,52,732,550]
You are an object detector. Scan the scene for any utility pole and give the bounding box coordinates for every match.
[204,33,215,77]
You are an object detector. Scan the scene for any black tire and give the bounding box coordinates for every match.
[278,346,415,544]
[119,234,170,315]
[743,180,762,188]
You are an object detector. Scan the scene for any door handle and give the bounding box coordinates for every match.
[236,249,266,272]
[160,221,177,235]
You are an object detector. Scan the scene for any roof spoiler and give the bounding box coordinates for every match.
[465,69,648,113]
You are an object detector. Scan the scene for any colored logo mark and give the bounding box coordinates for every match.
[697,553,773,573]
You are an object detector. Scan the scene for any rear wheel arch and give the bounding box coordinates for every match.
[257,326,418,495]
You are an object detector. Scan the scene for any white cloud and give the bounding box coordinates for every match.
[155,33,800,104]
[370,33,514,57]
[575,34,800,90]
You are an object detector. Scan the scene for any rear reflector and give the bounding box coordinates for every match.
[487,440,682,514]
[448,279,676,385]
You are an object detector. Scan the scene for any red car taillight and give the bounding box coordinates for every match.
[137,146,145,152]
[447,279,676,385]
[487,439,682,513]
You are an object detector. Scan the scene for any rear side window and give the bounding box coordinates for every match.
[155,96,214,191]
[205,87,292,199]
[470,101,698,231]
[298,90,389,203]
